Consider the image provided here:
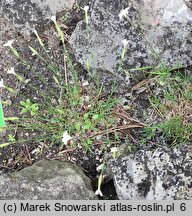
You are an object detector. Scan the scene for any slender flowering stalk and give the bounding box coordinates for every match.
[0,142,11,148]
[4,40,30,68]
[4,117,19,121]
[34,29,51,59]
[3,85,15,93]
[4,39,21,58]
[47,16,65,50]
[86,58,90,72]
[116,39,129,73]
[29,45,55,71]
[53,75,61,87]
[121,39,128,61]
[95,174,103,197]
[83,6,89,25]
[29,46,39,56]
[51,15,65,44]
[83,6,89,37]
[34,30,45,48]
[111,147,119,159]
[51,16,68,86]
[95,162,105,197]
[7,67,24,82]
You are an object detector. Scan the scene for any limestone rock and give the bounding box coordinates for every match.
[0,0,75,35]
[69,0,192,90]
[184,0,192,10]
[109,144,192,200]
[0,160,97,199]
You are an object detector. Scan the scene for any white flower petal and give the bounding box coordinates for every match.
[95,189,103,196]
[83,6,89,12]
[118,7,129,20]
[0,79,3,88]
[50,15,56,22]
[122,39,128,47]
[96,164,104,172]
[3,39,14,48]
[111,147,119,153]
[7,67,16,75]
[62,131,72,145]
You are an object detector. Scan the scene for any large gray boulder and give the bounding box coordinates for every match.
[109,144,192,200]
[69,0,192,89]
[0,160,97,199]
[0,0,75,34]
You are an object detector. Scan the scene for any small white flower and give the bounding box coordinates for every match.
[96,164,105,172]
[83,6,89,12]
[50,15,56,22]
[122,39,128,48]
[0,79,3,88]
[33,29,38,35]
[3,39,14,48]
[111,147,119,153]
[118,7,129,20]
[62,131,72,145]
[7,67,16,75]
[95,189,103,197]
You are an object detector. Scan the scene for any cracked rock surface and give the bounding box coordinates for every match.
[109,143,192,200]
[69,0,192,91]
[0,0,75,35]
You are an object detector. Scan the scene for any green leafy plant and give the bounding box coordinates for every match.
[142,70,192,146]
[20,99,39,116]
[0,16,123,152]
[8,134,15,142]
[143,116,192,146]
[73,2,81,11]
[61,12,70,22]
